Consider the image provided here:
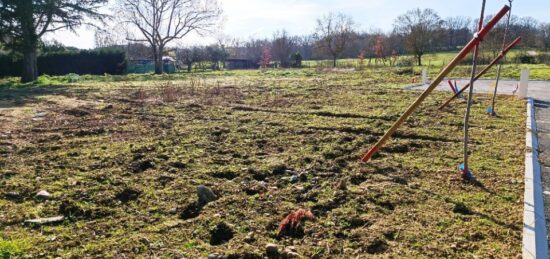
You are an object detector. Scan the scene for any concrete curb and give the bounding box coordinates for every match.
[523,97,549,258]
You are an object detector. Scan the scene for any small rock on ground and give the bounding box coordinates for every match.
[35,190,52,199]
[197,185,217,205]
[283,246,299,258]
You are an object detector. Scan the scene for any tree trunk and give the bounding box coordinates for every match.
[155,57,163,74]
[187,63,192,73]
[153,46,163,74]
[333,56,337,68]
[154,55,163,74]
[19,0,38,83]
[21,49,38,83]
[417,55,422,66]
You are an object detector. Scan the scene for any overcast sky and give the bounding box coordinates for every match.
[45,0,550,49]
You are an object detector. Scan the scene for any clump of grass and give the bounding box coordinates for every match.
[0,238,29,258]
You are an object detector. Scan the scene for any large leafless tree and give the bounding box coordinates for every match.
[444,16,472,50]
[271,30,295,68]
[394,8,443,66]
[116,0,221,74]
[314,13,355,68]
[0,0,106,82]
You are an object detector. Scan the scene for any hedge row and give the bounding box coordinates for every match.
[0,48,127,77]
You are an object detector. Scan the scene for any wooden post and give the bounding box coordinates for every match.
[361,5,511,163]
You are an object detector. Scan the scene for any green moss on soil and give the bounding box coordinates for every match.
[0,69,525,257]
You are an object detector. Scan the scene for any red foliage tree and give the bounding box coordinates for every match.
[260,47,272,69]
[358,50,366,70]
[373,35,387,66]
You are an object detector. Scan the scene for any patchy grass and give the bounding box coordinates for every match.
[0,68,525,257]
[0,237,30,258]
[302,50,550,80]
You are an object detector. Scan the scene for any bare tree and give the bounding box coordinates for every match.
[206,44,228,70]
[242,38,270,65]
[444,16,472,50]
[295,35,315,60]
[0,0,106,82]
[516,17,539,49]
[176,46,204,72]
[271,30,295,68]
[116,0,222,74]
[125,43,154,60]
[95,27,127,48]
[314,13,355,68]
[373,35,388,66]
[394,8,443,66]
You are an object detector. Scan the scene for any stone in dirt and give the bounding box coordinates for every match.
[285,246,297,252]
[197,185,217,205]
[5,191,22,201]
[35,190,52,200]
[33,112,48,118]
[283,246,299,257]
[25,216,64,225]
[283,251,299,258]
[272,164,288,175]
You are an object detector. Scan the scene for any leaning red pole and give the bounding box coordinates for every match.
[438,36,522,110]
[448,80,457,93]
[361,5,510,163]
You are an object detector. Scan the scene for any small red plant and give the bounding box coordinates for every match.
[358,50,365,70]
[277,209,315,237]
[260,47,272,69]
[373,35,387,66]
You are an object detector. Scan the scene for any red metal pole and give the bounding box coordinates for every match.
[438,36,522,110]
[361,5,510,163]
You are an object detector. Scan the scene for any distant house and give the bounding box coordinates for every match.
[226,59,259,70]
[127,56,176,74]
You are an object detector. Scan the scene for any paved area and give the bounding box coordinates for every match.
[409,78,550,99]
[535,99,550,256]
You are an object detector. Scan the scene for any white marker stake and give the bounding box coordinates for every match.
[518,68,529,99]
[422,68,428,84]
